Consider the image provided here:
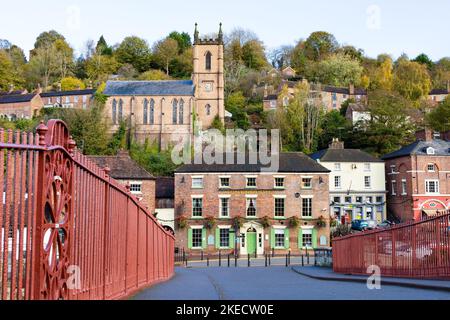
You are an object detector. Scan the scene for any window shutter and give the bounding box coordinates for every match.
[312,229,318,249]
[298,229,303,249]
[284,229,290,249]
[215,228,220,249]
[188,229,193,249]
[230,229,235,249]
[270,228,275,249]
[202,228,207,249]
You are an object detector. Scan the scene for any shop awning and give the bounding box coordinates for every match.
[422,210,438,217]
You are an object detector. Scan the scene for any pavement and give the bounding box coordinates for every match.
[292,266,450,292]
[133,266,450,300]
[181,256,314,268]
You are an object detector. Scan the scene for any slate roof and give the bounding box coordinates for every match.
[310,149,383,163]
[264,94,278,100]
[176,152,330,173]
[0,94,36,104]
[322,86,367,95]
[381,139,450,160]
[40,89,96,97]
[103,80,195,96]
[156,177,174,199]
[87,153,155,180]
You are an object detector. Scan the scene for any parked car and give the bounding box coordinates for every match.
[378,220,395,229]
[351,220,377,231]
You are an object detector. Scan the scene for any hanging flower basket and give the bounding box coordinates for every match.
[288,216,300,228]
[316,216,327,228]
[176,215,188,229]
[204,216,217,230]
[330,218,338,228]
[260,216,272,229]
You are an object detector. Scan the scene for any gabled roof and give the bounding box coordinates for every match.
[40,89,96,97]
[381,139,450,160]
[322,86,367,95]
[0,94,37,104]
[104,80,195,96]
[87,153,155,180]
[176,152,330,173]
[156,177,174,199]
[310,149,383,163]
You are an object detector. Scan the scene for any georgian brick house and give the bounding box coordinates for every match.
[382,130,450,222]
[174,153,331,256]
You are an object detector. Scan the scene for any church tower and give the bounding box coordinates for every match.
[192,23,225,129]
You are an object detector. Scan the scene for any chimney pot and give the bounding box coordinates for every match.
[415,129,434,142]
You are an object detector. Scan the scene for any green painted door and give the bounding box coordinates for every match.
[247,232,257,255]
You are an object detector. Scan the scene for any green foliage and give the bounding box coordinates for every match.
[152,38,179,76]
[61,77,85,91]
[33,30,65,49]
[413,53,434,70]
[86,54,119,83]
[106,121,127,155]
[115,36,152,72]
[96,36,113,56]
[225,91,250,130]
[129,140,179,176]
[355,90,418,156]
[311,53,364,87]
[393,59,432,103]
[168,31,192,53]
[241,40,268,71]
[426,97,450,132]
[138,69,171,81]
[318,110,352,149]
[210,115,225,133]
[303,31,338,61]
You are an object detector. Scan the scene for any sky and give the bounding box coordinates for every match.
[1,0,449,61]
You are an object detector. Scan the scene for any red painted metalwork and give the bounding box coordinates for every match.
[0,120,174,300]
[333,211,450,279]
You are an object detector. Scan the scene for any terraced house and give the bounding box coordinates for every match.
[174,153,331,256]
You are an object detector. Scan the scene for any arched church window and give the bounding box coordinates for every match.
[118,99,123,122]
[172,99,178,124]
[205,104,211,116]
[206,52,212,70]
[143,99,148,124]
[150,99,155,125]
[112,99,117,124]
[179,99,184,125]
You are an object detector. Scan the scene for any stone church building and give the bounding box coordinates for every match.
[103,24,225,149]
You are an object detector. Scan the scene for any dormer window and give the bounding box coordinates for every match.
[426,147,435,155]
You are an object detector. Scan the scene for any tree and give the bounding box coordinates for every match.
[413,53,434,70]
[96,35,112,56]
[0,50,16,90]
[26,45,59,89]
[115,36,152,72]
[138,69,171,81]
[53,39,74,79]
[393,60,432,103]
[241,40,268,71]
[34,30,65,50]
[426,96,450,132]
[86,54,119,83]
[303,31,339,61]
[117,63,137,79]
[130,140,179,176]
[356,90,418,156]
[318,110,352,149]
[369,55,394,91]
[269,45,293,69]
[225,91,250,129]
[61,77,85,91]
[432,58,450,89]
[152,38,179,75]
[312,53,363,87]
[168,31,192,53]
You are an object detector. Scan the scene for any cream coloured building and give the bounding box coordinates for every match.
[103,24,225,149]
[311,139,387,224]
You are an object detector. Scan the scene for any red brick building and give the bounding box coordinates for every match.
[174,153,331,256]
[88,151,156,214]
[0,93,44,119]
[382,130,450,222]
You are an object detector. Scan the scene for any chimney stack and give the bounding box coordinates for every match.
[36,83,43,94]
[349,83,355,96]
[8,84,14,93]
[329,138,344,150]
[415,128,434,142]
[264,84,268,98]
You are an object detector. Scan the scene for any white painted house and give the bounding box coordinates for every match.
[310,139,387,224]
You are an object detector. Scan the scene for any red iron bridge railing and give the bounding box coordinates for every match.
[333,211,450,279]
[0,120,174,300]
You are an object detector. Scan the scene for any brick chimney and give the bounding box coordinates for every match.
[329,138,344,150]
[36,83,43,94]
[263,84,268,98]
[8,84,14,93]
[415,128,433,142]
[349,83,355,95]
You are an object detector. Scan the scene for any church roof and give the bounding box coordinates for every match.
[103,80,195,96]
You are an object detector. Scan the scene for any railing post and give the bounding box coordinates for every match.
[248,254,250,267]
[228,254,230,268]
[219,251,222,267]
[302,254,304,267]
[235,254,237,267]
[102,166,110,300]
[207,255,209,267]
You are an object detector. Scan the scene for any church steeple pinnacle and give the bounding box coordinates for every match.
[218,23,223,44]
[194,23,199,44]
